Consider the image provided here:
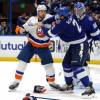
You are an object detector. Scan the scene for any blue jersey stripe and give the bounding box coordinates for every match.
[16,70,24,75]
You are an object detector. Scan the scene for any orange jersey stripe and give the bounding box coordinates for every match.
[28,38,50,48]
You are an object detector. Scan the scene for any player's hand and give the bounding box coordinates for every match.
[15,26,21,34]
[20,27,25,33]
[15,26,25,34]
[94,40,100,48]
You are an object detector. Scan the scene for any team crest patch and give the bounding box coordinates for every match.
[36,27,45,38]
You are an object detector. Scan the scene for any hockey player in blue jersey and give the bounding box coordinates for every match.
[73,2,100,87]
[74,2,100,53]
[41,7,95,97]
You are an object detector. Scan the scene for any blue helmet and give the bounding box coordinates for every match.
[74,2,85,9]
[57,7,71,17]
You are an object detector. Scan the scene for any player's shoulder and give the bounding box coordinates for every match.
[46,14,52,17]
[28,16,38,21]
[85,14,94,22]
[25,16,38,25]
[85,14,97,28]
[44,14,53,20]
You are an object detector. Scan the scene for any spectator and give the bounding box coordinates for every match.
[90,0,100,14]
[96,14,100,29]
[33,0,50,15]
[15,12,29,35]
[50,0,68,15]
[34,0,46,7]
[17,12,29,26]
[0,19,10,35]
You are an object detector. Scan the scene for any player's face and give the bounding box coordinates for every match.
[60,16,65,20]
[37,10,46,19]
[74,8,84,19]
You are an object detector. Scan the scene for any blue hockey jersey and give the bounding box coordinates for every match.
[73,14,100,42]
[42,16,87,45]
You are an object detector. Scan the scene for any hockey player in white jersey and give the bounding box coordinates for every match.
[9,5,56,93]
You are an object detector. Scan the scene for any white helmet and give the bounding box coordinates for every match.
[37,5,47,12]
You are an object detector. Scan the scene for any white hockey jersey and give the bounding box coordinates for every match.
[23,14,52,48]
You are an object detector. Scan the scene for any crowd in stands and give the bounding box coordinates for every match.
[0,15,10,35]
[0,0,100,35]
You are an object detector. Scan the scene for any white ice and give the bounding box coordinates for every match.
[0,62,100,100]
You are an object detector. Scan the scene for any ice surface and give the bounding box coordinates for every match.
[0,62,100,100]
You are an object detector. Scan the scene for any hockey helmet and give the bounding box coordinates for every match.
[37,5,47,12]
[74,2,86,19]
[56,7,71,17]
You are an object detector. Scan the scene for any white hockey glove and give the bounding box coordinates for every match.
[94,40,100,48]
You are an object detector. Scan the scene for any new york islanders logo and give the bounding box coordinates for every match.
[36,27,45,38]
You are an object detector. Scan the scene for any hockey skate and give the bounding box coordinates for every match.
[49,83,63,91]
[60,84,74,93]
[46,76,61,91]
[49,83,74,92]
[9,81,19,91]
[82,84,95,98]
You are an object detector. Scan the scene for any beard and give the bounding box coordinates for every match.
[38,16,45,22]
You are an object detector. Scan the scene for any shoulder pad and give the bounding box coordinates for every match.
[45,14,52,20]
[88,16,93,21]
[28,16,37,21]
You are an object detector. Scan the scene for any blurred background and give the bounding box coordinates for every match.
[0,0,100,35]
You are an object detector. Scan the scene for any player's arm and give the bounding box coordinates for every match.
[42,21,64,37]
[15,17,35,34]
[15,25,26,34]
[42,14,60,24]
[89,17,100,40]
[91,25,100,40]
[91,22,100,48]
[43,16,56,24]
[89,18,100,48]
[15,20,30,34]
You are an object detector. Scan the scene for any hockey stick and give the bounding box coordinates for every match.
[23,95,60,100]
[30,96,60,100]
[23,93,60,100]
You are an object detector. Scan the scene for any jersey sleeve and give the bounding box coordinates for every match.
[89,17,100,40]
[42,21,65,37]
[23,17,37,32]
[43,16,56,24]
